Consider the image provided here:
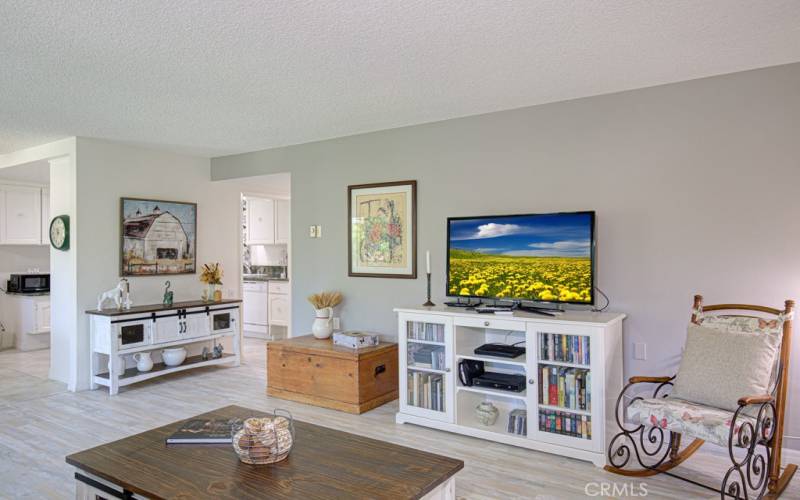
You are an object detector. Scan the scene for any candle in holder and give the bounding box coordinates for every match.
[423,250,434,306]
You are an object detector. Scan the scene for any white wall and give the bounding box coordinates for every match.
[49,155,77,385]
[71,138,285,389]
[0,245,49,277]
[210,63,800,446]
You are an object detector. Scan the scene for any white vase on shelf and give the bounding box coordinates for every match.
[132,352,154,372]
[312,307,334,339]
[475,401,499,426]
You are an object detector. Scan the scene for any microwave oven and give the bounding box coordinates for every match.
[7,273,50,294]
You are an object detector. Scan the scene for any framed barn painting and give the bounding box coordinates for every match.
[120,197,197,276]
[348,180,416,278]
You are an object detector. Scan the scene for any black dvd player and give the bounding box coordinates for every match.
[474,343,525,359]
[472,372,526,393]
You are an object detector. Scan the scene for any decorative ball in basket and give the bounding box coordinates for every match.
[232,409,294,465]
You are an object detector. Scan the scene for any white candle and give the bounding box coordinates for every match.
[426,251,431,274]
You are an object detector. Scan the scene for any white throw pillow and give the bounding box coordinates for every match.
[670,323,780,412]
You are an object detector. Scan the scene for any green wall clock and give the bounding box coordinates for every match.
[49,215,70,251]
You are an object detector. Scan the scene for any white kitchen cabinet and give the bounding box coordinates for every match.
[1,185,43,245]
[5,295,50,351]
[35,300,50,333]
[243,281,268,338]
[268,280,290,338]
[276,199,290,244]
[268,294,289,326]
[41,188,50,245]
[246,197,275,245]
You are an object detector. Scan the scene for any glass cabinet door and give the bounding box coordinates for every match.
[527,322,602,452]
[115,320,151,350]
[398,313,454,423]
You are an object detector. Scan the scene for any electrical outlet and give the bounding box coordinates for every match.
[332,317,340,330]
[309,225,317,238]
[315,225,322,238]
[634,342,647,360]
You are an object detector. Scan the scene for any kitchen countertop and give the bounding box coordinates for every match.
[4,291,50,297]
[242,275,289,282]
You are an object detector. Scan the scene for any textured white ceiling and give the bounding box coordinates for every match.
[2,1,799,157]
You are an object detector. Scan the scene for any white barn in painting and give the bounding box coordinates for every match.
[123,206,189,261]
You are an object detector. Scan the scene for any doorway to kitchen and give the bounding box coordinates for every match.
[0,160,62,401]
[239,173,291,341]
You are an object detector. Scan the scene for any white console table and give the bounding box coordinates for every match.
[395,306,625,467]
[87,299,242,395]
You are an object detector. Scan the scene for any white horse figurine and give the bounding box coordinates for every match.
[97,280,126,311]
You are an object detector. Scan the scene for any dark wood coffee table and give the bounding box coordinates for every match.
[66,405,463,499]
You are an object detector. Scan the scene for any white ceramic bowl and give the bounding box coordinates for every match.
[162,347,187,367]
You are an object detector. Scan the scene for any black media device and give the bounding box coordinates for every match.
[443,297,483,308]
[458,359,485,386]
[472,372,526,393]
[474,343,525,359]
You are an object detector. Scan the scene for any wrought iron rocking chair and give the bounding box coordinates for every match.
[605,295,797,499]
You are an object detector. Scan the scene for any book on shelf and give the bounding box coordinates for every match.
[408,322,445,343]
[538,409,591,440]
[165,418,240,444]
[507,409,527,436]
[408,344,446,370]
[539,333,590,365]
[539,366,591,412]
[407,371,445,412]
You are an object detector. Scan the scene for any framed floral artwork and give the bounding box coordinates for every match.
[348,180,417,278]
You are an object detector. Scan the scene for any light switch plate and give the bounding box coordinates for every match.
[634,342,647,360]
[315,225,322,238]
[332,317,340,330]
[309,225,317,238]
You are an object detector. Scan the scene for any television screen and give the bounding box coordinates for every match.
[447,211,595,304]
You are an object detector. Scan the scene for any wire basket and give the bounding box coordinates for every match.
[232,409,294,465]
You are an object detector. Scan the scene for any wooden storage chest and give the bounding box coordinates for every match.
[267,335,398,414]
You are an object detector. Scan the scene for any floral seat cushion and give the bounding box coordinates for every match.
[627,397,756,448]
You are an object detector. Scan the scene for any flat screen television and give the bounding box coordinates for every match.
[446,211,595,305]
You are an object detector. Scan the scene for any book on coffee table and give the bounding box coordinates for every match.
[166,418,240,444]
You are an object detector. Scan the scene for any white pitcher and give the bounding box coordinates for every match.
[312,307,334,339]
[132,352,154,372]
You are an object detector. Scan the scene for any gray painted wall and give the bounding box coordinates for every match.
[211,63,800,445]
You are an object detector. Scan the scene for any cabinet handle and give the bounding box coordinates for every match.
[528,378,535,385]
[484,321,490,327]
[445,367,451,373]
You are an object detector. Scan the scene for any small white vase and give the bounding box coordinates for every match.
[312,307,334,339]
[132,352,154,372]
[475,401,499,426]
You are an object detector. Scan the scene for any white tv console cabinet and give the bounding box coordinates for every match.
[395,306,625,467]
[87,299,242,395]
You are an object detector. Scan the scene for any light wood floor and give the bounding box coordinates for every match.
[1,340,797,499]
